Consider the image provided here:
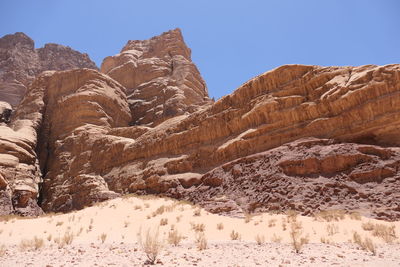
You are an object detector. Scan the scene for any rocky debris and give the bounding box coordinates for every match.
[180,138,400,220]
[0,32,97,107]
[101,28,211,126]
[0,101,12,123]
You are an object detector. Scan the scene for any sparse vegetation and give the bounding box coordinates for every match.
[372,224,397,243]
[100,233,107,244]
[0,245,5,256]
[326,223,339,236]
[268,218,276,227]
[195,232,207,250]
[289,219,309,253]
[56,221,64,227]
[353,231,376,255]
[362,221,375,231]
[230,230,241,241]
[138,227,164,265]
[244,214,253,223]
[19,236,44,251]
[313,210,345,222]
[255,234,265,245]
[271,233,282,243]
[193,208,201,217]
[168,229,183,246]
[348,212,361,220]
[191,223,205,232]
[217,222,224,230]
[160,218,168,226]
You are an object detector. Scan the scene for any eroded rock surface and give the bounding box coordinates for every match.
[0,32,97,107]
[101,28,211,126]
[0,29,399,219]
[181,138,400,220]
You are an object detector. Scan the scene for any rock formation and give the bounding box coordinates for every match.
[0,29,399,220]
[0,32,98,107]
[101,28,211,126]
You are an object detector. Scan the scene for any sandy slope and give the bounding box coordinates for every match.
[0,195,399,266]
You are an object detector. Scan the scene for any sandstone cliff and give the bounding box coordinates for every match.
[0,32,98,107]
[0,29,399,220]
[101,28,211,126]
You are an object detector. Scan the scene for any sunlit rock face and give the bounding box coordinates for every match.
[0,29,399,220]
[101,28,211,126]
[0,32,98,107]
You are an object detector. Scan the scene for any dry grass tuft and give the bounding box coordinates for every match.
[372,224,397,243]
[0,245,5,256]
[268,219,276,227]
[19,236,44,251]
[348,212,361,220]
[191,223,205,233]
[195,232,207,250]
[217,223,224,230]
[271,233,282,243]
[362,221,375,231]
[353,231,376,255]
[193,208,201,217]
[313,210,345,222]
[160,218,168,226]
[138,227,164,265]
[255,234,265,245]
[326,223,339,236]
[100,233,107,244]
[168,229,183,246]
[230,230,241,241]
[290,219,309,253]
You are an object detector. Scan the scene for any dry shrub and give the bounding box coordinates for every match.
[56,221,64,227]
[193,208,201,217]
[313,210,345,222]
[326,223,339,236]
[217,223,224,230]
[0,245,5,256]
[320,236,333,244]
[353,232,376,255]
[230,230,241,241]
[268,219,276,227]
[152,206,165,217]
[372,224,397,243]
[134,205,142,210]
[348,212,361,220]
[168,229,183,246]
[286,210,299,222]
[191,223,205,232]
[362,221,375,231]
[138,227,164,265]
[19,236,44,251]
[195,232,207,250]
[160,218,168,226]
[255,234,265,245]
[290,220,309,253]
[271,233,282,243]
[100,233,107,244]
[56,231,74,248]
[244,214,253,223]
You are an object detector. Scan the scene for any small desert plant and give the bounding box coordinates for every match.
[268,219,276,227]
[176,215,182,223]
[230,230,241,241]
[160,218,168,226]
[286,210,299,222]
[152,206,166,217]
[353,232,376,255]
[168,229,183,246]
[313,210,346,222]
[195,232,207,250]
[348,212,361,220]
[134,205,142,210]
[56,221,64,227]
[19,236,44,251]
[290,220,309,253]
[255,234,265,245]
[320,236,333,244]
[244,213,253,223]
[362,221,375,231]
[271,233,282,243]
[372,224,397,243]
[47,234,52,242]
[100,233,107,244]
[326,223,339,236]
[60,231,74,247]
[0,245,6,256]
[217,223,224,230]
[138,227,164,265]
[193,208,201,217]
[191,223,205,232]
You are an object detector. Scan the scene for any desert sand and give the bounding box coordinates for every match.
[1,195,399,266]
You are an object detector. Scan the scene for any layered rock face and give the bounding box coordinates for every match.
[0,29,399,220]
[0,32,97,107]
[183,138,400,220]
[101,28,211,126]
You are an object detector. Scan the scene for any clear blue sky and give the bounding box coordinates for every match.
[1,1,399,99]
